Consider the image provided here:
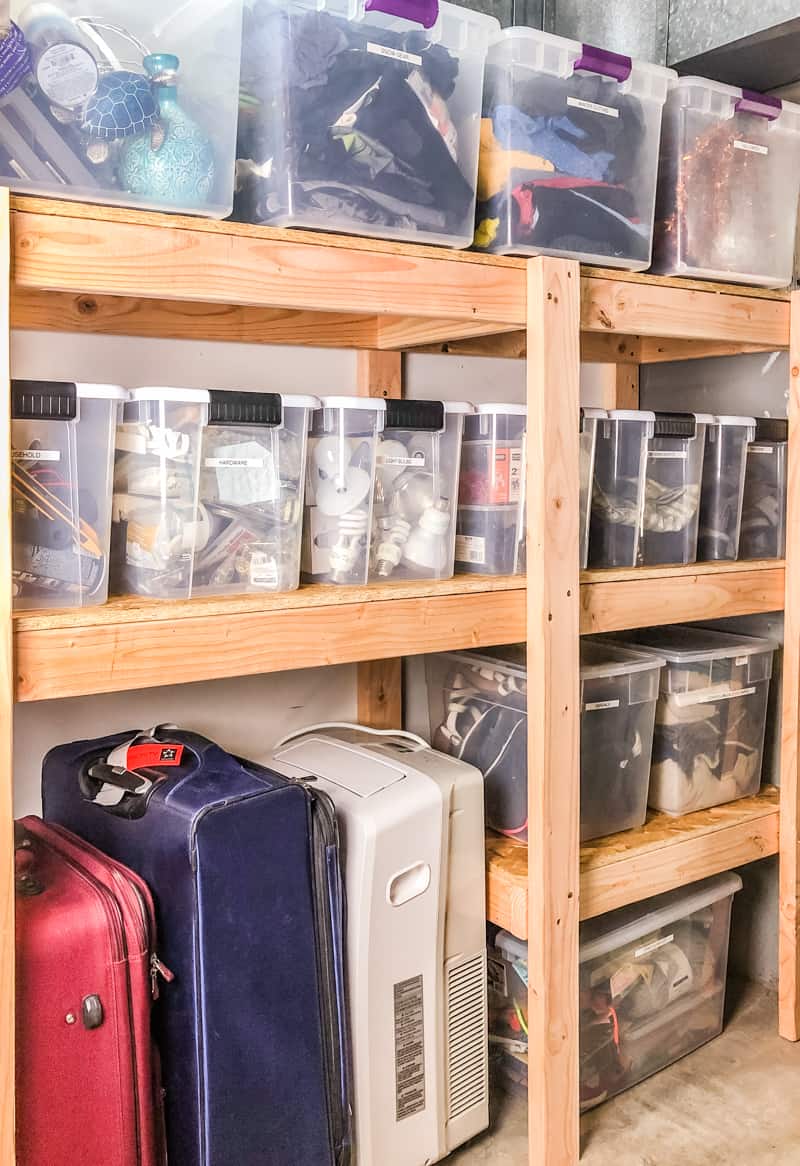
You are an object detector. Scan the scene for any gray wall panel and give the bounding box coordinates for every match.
[544,0,668,63]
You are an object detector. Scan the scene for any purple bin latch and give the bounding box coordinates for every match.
[365,0,438,28]
[735,89,782,120]
[574,43,632,83]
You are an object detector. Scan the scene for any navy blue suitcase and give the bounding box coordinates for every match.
[42,725,352,1166]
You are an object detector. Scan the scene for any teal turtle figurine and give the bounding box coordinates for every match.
[80,70,160,141]
[117,53,214,209]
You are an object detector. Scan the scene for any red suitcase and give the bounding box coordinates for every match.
[15,816,166,1166]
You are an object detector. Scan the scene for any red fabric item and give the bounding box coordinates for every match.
[15,817,164,1166]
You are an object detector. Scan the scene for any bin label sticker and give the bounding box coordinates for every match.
[377,451,426,468]
[394,975,425,1121]
[13,448,60,461]
[634,933,674,960]
[368,42,422,67]
[749,444,777,454]
[204,456,267,469]
[735,655,749,666]
[567,96,619,118]
[250,553,279,588]
[36,42,98,108]
[648,450,688,460]
[455,534,486,565]
[584,699,621,711]
[734,139,769,156]
[674,684,756,707]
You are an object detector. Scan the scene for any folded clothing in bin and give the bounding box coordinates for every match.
[488,872,742,1109]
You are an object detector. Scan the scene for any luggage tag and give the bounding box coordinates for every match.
[91,733,185,807]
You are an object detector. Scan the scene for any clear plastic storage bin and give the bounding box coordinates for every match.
[739,418,788,560]
[455,403,526,575]
[11,379,127,609]
[193,391,317,595]
[488,873,742,1110]
[234,0,499,246]
[697,415,756,562]
[2,0,243,216]
[302,396,385,585]
[652,79,800,286]
[588,410,654,570]
[639,412,710,567]
[580,407,604,569]
[618,627,773,815]
[370,399,470,582]
[580,640,663,842]
[474,29,674,265]
[110,387,209,599]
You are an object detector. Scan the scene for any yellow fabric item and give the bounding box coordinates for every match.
[477,117,554,202]
[474,217,500,249]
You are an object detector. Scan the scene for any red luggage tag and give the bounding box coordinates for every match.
[125,743,185,770]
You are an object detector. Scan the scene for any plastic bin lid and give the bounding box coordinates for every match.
[652,411,714,437]
[753,417,788,443]
[581,408,607,420]
[580,872,743,963]
[318,395,387,411]
[475,403,527,416]
[607,409,656,421]
[581,639,665,680]
[435,645,527,681]
[487,26,675,88]
[76,383,129,400]
[279,394,321,409]
[443,401,475,414]
[712,415,757,427]
[495,930,527,962]
[670,75,800,117]
[619,625,774,665]
[130,387,211,404]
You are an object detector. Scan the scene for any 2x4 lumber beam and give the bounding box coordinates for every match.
[356,351,403,728]
[780,290,800,1042]
[638,337,785,362]
[526,256,581,1166]
[0,187,15,1165]
[11,206,525,327]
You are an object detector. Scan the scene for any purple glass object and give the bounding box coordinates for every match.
[735,89,782,120]
[0,23,32,99]
[574,43,632,83]
[364,0,438,28]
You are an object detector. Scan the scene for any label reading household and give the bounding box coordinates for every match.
[674,684,756,707]
[749,444,777,454]
[204,456,267,469]
[368,42,422,67]
[455,534,486,565]
[734,139,769,156]
[394,975,425,1121]
[36,43,99,109]
[648,450,688,460]
[13,448,60,461]
[584,698,621,711]
[634,933,674,960]
[377,451,426,468]
[487,954,508,998]
[567,95,619,119]
[249,553,279,588]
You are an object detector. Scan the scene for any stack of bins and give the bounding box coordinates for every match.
[192,390,318,595]
[11,379,126,610]
[455,404,527,576]
[739,418,788,560]
[652,78,800,286]
[488,874,743,1108]
[473,28,674,265]
[697,416,756,562]
[587,410,654,570]
[638,412,710,568]
[616,626,774,815]
[369,399,471,582]
[4,0,244,216]
[234,0,499,247]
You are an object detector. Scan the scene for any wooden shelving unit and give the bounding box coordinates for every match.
[0,192,798,1166]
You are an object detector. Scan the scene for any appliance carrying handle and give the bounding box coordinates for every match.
[364,0,438,29]
[275,722,431,752]
[573,43,632,83]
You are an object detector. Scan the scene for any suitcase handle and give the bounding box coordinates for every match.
[14,822,44,896]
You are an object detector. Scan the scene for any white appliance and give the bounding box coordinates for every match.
[269,725,489,1166]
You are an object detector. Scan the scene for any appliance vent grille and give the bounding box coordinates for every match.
[446,953,488,1121]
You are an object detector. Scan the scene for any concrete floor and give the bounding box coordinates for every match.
[451,980,800,1165]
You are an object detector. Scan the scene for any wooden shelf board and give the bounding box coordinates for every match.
[580,560,785,634]
[13,576,525,702]
[487,787,780,940]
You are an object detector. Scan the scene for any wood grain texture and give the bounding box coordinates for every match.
[638,337,784,363]
[11,208,526,326]
[580,564,785,634]
[487,789,780,939]
[595,362,639,410]
[14,580,526,702]
[581,275,790,346]
[0,188,14,1166]
[412,331,643,361]
[526,256,581,1166]
[356,350,402,399]
[780,292,800,1041]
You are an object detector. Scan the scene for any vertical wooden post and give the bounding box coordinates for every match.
[596,362,640,411]
[356,350,403,729]
[526,257,581,1165]
[0,187,15,1164]
[780,291,800,1041]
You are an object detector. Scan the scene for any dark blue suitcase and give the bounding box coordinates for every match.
[42,725,352,1166]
